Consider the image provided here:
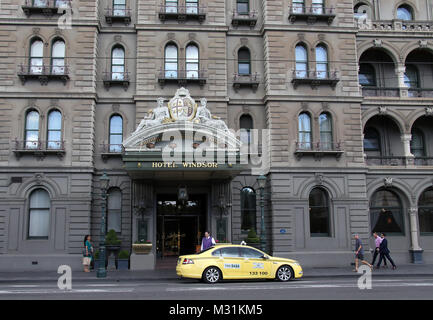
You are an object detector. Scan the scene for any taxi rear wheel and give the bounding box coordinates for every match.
[202,266,222,284]
[276,265,294,282]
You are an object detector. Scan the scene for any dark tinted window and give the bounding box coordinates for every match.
[220,247,240,258]
[211,249,221,257]
[240,247,263,258]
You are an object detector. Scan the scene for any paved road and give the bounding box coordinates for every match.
[0,276,432,300]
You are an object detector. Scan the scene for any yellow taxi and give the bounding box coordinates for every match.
[176,244,303,283]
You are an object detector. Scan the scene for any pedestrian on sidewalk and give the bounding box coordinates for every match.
[371,232,388,267]
[376,233,397,270]
[83,235,93,272]
[200,231,216,251]
[353,234,373,272]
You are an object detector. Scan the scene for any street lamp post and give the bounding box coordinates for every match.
[97,172,110,278]
[257,175,267,252]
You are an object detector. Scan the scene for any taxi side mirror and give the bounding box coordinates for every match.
[262,255,270,260]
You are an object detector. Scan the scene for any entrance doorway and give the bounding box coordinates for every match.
[156,194,207,258]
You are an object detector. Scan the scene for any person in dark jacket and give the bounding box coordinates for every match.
[376,233,396,270]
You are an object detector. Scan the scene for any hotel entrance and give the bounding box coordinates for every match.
[156,194,207,258]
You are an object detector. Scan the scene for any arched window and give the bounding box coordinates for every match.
[319,113,332,150]
[315,45,328,79]
[241,187,256,232]
[410,128,425,157]
[418,188,433,234]
[111,46,125,80]
[186,0,198,14]
[30,39,44,74]
[359,64,376,86]
[186,44,199,78]
[165,0,178,13]
[298,112,312,150]
[28,189,50,239]
[25,110,40,149]
[238,47,251,75]
[354,2,370,20]
[363,127,380,152]
[309,188,330,237]
[240,114,253,144]
[295,44,308,78]
[292,0,305,13]
[107,188,122,233]
[397,5,413,20]
[51,39,65,75]
[47,110,62,150]
[113,0,127,16]
[165,43,178,78]
[237,0,249,15]
[312,0,324,14]
[370,189,404,234]
[404,65,419,89]
[109,114,123,152]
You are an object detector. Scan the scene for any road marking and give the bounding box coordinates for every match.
[167,281,433,292]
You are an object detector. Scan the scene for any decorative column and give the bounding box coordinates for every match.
[395,64,408,98]
[408,207,423,264]
[401,133,414,165]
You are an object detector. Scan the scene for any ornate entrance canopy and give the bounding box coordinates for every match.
[122,88,244,180]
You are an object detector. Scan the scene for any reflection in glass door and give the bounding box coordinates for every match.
[156,194,206,258]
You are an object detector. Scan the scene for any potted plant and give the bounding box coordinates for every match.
[117,250,129,270]
[244,229,261,249]
[105,229,121,269]
[132,239,152,254]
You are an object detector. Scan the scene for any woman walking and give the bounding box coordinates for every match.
[83,235,93,272]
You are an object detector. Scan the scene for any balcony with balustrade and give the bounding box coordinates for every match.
[233,73,260,92]
[291,70,339,89]
[105,7,132,25]
[288,5,336,25]
[158,5,206,23]
[13,139,66,160]
[157,70,207,88]
[294,141,343,160]
[231,10,258,28]
[103,71,130,91]
[18,64,70,85]
[22,0,71,17]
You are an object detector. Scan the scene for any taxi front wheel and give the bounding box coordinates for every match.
[276,265,294,282]
[202,266,222,284]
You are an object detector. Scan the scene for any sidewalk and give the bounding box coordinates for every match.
[0,264,431,283]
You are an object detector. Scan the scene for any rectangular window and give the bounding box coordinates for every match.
[312,0,324,14]
[186,0,198,14]
[292,0,304,13]
[113,0,126,16]
[108,189,122,233]
[165,0,178,13]
[237,0,249,15]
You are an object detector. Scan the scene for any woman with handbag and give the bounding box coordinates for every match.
[83,235,93,272]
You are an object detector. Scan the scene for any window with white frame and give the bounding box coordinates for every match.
[107,188,122,233]
[28,189,50,239]
[47,110,62,150]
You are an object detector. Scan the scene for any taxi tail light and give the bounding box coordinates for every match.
[182,258,194,265]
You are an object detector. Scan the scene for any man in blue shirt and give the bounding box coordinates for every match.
[353,234,373,272]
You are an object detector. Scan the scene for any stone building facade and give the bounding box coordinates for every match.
[0,0,432,271]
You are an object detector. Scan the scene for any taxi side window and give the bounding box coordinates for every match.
[220,247,241,258]
[212,249,221,257]
[240,248,263,259]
